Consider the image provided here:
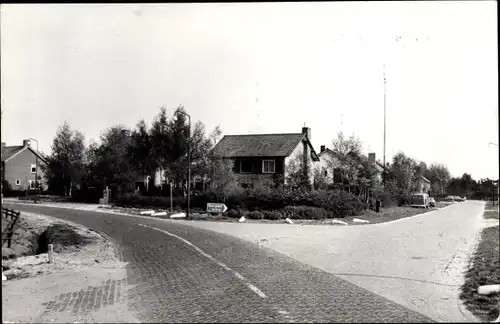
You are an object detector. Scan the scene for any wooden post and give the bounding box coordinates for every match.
[170,182,173,213]
[48,244,54,263]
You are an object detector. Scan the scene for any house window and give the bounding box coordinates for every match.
[30,164,36,173]
[262,160,275,174]
[323,168,328,177]
[15,179,21,186]
[240,160,253,174]
[28,180,40,190]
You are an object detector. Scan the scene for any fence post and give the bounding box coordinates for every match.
[48,244,54,263]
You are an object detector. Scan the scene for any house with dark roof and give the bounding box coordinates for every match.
[1,140,48,192]
[212,127,319,188]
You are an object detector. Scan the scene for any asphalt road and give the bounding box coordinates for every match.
[5,203,433,323]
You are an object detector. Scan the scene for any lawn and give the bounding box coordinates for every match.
[460,225,500,322]
[484,202,499,220]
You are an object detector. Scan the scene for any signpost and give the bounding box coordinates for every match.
[206,203,228,213]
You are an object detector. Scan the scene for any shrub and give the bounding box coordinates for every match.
[114,186,366,218]
[281,205,334,220]
[262,210,283,220]
[247,210,264,220]
[2,180,13,192]
[226,209,240,218]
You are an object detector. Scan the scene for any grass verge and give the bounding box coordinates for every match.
[103,204,442,226]
[460,225,499,322]
[484,202,499,220]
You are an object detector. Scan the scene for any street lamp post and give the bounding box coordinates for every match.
[383,63,387,187]
[176,109,191,219]
[488,142,499,205]
[28,138,39,203]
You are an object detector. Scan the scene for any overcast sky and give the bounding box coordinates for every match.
[1,2,498,180]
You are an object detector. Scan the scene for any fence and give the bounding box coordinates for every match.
[2,208,21,248]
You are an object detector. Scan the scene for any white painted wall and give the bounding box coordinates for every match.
[284,140,318,186]
[315,151,340,184]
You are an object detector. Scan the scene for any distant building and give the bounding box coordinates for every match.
[415,175,431,194]
[1,140,48,191]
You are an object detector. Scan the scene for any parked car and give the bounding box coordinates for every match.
[411,193,430,208]
[444,196,455,203]
[428,197,436,207]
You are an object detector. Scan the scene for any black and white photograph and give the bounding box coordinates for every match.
[1,2,498,323]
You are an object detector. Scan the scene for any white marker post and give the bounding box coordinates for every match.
[48,244,54,263]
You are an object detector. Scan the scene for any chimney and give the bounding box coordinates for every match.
[368,153,376,165]
[320,145,326,153]
[302,126,311,141]
[23,139,30,147]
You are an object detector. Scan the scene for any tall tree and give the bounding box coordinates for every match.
[331,131,363,192]
[150,106,171,185]
[415,161,427,176]
[386,152,418,203]
[90,125,137,198]
[358,155,383,201]
[425,164,451,196]
[43,122,86,196]
[191,123,220,182]
[129,119,157,177]
[166,106,190,188]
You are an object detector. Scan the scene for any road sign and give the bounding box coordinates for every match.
[206,203,228,213]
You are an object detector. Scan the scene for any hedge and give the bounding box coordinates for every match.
[114,188,366,218]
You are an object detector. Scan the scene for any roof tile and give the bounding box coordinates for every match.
[1,146,24,162]
[212,133,305,157]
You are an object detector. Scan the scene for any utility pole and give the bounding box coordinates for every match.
[383,63,387,187]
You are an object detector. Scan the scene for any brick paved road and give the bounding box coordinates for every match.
[6,203,433,323]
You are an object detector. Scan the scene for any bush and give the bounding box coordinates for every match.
[281,206,334,220]
[262,210,283,220]
[226,209,240,218]
[114,187,366,218]
[247,210,264,220]
[70,187,102,203]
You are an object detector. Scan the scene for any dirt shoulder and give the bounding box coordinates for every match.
[2,211,139,323]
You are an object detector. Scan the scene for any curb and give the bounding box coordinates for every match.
[366,202,459,227]
[4,200,467,228]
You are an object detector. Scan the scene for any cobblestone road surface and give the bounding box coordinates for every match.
[5,203,433,323]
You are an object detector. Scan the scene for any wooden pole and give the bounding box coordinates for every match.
[383,63,387,187]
